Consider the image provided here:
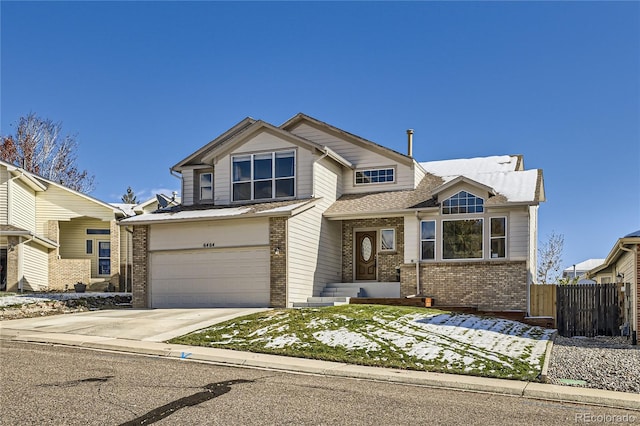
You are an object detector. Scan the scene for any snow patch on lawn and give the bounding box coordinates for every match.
[313,328,380,351]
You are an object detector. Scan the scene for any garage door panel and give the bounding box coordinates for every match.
[150,248,270,308]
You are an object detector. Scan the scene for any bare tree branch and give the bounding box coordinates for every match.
[537,231,564,284]
[0,113,95,193]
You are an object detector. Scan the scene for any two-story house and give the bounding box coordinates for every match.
[0,160,120,292]
[122,113,545,313]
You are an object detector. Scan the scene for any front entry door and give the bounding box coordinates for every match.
[355,231,377,280]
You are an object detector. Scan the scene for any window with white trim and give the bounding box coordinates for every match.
[442,219,483,259]
[355,168,395,185]
[199,172,213,201]
[420,220,436,260]
[232,150,295,201]
[490,217,506,258]
[380,229,396,251]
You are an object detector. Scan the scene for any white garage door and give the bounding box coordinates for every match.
[149,248,270,308]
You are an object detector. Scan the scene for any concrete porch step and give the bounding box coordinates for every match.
[320,289,362,297]
[293,296,351,308]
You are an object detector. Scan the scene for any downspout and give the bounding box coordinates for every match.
[18,236,35,293]
[415,211,420,295]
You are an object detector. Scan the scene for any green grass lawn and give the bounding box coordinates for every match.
[170,304,554,381]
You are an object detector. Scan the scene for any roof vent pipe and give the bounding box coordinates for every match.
[406,129,414,157]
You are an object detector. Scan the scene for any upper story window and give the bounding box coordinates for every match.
[199,172,213,201]
[232,150,295,202]
[442,191,484,214]
[355,168,395,185]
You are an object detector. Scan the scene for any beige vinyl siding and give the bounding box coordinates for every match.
[181,169,195,206]
[213,132,314,205]
[503,209,528,261]
[404,214,420,263]
[59,218,111,277]
[149,218,269,251]
[0,166,8,224]
[289,123,415,194]
[10,179,36,231]
[21,241,49,291]
[287,157,343,304]
[36,184,114,236]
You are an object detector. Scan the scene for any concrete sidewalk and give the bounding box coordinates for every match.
[1,325,638,411]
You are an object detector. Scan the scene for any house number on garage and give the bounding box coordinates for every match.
[203,243,215,248]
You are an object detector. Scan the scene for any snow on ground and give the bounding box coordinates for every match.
[0,293,130,307]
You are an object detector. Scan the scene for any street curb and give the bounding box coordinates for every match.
[2,331,638,411]
[539,331,557,382]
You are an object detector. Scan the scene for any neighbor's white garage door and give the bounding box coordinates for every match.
[149,248,270,308]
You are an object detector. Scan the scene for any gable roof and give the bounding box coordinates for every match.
[421,156,545,203]
[172,117,256,171]
[281,113,415,167]
[588,230,640,276]
[1,160,118,213]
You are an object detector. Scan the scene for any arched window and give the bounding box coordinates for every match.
[442,191,484,214]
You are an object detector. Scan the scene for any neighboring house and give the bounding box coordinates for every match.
[562,259,605,283]
[0,160,120,292]
[586,230,640,344]
[112,194,180,291]
[122,113,545,312]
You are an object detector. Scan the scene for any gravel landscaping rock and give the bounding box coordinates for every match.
[0,295,132,320]
[548,335,640,394]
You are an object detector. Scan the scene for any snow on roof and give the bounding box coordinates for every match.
[119,200,314,224]
[563,259,606,272]
[420,155,519,176]
[419,155,538,203]
[111,203,137,217]
[121,206,251,224]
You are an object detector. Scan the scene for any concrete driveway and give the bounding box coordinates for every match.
[0,308,269,342]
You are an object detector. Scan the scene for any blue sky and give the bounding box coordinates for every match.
[1,1,638,270]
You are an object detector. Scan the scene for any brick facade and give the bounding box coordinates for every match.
[5,236,19,292]
[400,260,527,311]
[270,217,287,307]
[132,225,149,308]
[341,217,404,282]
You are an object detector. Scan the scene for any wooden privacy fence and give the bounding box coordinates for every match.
[530,285,556,318]
[556,284,621,337]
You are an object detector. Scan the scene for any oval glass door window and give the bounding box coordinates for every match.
[361,236,372,262]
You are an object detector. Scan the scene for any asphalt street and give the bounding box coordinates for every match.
[1,341,637,426]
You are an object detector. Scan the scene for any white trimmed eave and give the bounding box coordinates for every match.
[589,237,640,275]
[322,146,353,169]
[3,230,59,249]
[430,176,497,198]
[324,209,411,221]
[120,199,320,226]
[201,121,325,165]
[6,167,47,191]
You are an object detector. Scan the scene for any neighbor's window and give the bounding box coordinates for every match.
[490,217,506,258]
[380,229,396,251]
[442,219,483,259]
[199,172,213,200]
[86,229,110,235]
[442,191,484,214]
[420,220,436,260]
[232,151,295,201]
[86,240,93,255]
[355,168,395,185]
